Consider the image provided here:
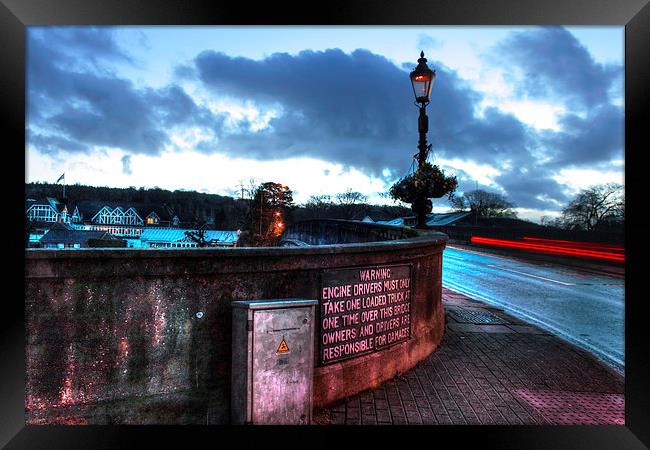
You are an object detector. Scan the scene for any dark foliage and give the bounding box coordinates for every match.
[249,182,294,247]
[389,163,458,204]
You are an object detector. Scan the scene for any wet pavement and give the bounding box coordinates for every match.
[313,288,625,425]
[442,246,624,370]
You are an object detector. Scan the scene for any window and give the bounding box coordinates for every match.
[146,212,160,225]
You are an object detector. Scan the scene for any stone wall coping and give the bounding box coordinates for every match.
[25,231,448,261]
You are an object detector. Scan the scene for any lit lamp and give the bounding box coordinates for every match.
[409,51,436,229]
[410,51,435,105]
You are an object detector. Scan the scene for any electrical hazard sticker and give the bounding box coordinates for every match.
[276,338,290,354]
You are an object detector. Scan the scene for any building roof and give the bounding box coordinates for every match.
[25,197,70,214]
[25,198,46,210]
[140,228,239,244]
[40,223,116,245]
[376,212,471,227]
[351,210,395,222]
[75,200,180,222]
[376,218,405,226]
[426,212,471,226]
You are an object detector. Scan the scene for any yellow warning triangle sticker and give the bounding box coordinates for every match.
[276,338,290,353]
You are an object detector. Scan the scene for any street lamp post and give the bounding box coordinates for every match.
[409,51,436,229]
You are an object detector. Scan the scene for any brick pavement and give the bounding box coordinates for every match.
[314,288,625,425]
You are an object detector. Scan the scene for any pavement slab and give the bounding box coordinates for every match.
[313,287,625,425]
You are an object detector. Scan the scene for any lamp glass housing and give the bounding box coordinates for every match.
[410,52,435,104]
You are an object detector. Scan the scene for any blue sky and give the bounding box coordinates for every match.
[25,26,624,222]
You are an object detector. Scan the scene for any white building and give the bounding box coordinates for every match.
[27,197,239,248]
[129,228,239,248]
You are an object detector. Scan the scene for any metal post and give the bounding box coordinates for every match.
[417,105,429,168]
[415,105,429,229]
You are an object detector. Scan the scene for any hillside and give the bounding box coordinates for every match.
[25,183,246,229]
[25,183,413,230]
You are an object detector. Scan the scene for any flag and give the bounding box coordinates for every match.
[56,173,65,183]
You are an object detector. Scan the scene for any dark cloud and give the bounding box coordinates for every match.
[431,164,570,212]
[192,48,535,176]
[494,166,572,211]
[29,27,134,70]
[27,29,217,156]
[539,103,623,169]
[27,132,89,154]
[491,26,620,111]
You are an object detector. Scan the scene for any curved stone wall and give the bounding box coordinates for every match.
[25,226,447,424]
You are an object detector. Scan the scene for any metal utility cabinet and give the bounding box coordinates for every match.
[231,299,318,425]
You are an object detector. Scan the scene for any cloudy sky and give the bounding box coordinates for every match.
[26,26,624,222]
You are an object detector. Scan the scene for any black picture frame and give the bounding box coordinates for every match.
[3,0,648,448]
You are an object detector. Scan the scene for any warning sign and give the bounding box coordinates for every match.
[276,338,290,354]
[319,264,412,365]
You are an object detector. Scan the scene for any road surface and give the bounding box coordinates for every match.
[442,245,625,372]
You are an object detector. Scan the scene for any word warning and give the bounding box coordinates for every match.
[319,264,411,365]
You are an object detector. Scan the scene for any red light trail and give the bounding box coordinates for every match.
[522,237,625,252]
[470,236,625,262]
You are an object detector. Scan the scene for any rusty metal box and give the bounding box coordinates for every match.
[231,299,318,425]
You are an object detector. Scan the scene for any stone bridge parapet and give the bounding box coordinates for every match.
[25,220,447,424]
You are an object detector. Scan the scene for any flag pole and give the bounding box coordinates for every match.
[57,173,66,200]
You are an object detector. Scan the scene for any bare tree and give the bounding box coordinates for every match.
[335,189,368,205]
[335,189,368,219]
[449,189,517,217]
[230,177,260,233]
[560,183,624,231]
[304,194,332,219]
[240,177,259,200]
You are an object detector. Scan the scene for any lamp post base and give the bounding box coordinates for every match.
[412,197,432,230]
